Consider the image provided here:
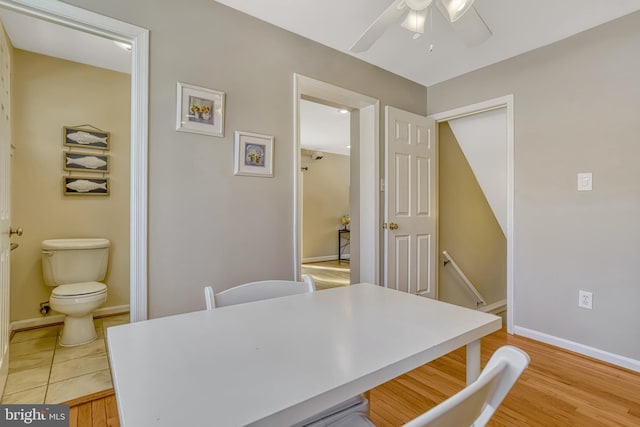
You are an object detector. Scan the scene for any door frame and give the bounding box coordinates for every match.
[431,94,514,333]
[293,75,380,284]
[1,0,149,321]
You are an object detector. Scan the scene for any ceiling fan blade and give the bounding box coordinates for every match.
[350,0,409,53]
[450,6,492,47]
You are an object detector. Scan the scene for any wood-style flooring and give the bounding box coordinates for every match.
[66,389,119,427]
[369,329,640,426]
[71,329,640,427]
[302,260,350,290]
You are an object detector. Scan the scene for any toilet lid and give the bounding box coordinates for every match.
[52,282,106,297]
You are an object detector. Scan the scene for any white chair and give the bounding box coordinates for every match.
[203,275,369,426]
[326,345,530,427]
[204,274,315,309]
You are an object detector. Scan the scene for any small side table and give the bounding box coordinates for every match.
[338,229,350,262]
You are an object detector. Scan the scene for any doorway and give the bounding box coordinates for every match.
[0,0,149,321]
[432,95,514,333]
[299,99,351,289]
[293,75,380,286]
[0,0,148,397]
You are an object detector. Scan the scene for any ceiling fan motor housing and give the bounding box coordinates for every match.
[405,0,433,11]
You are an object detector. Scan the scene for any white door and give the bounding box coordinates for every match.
[0,28,11,392]
[384,106,436,297]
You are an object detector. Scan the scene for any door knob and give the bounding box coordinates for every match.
[389,222,399,230]
[10,227,23,236]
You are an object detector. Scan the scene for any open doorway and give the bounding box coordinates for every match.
[299,99,351,289]
[293,75,380,286]
[432,95,514,332]
[0,0,148,401]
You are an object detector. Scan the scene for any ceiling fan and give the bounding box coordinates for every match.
[350,0,492,52]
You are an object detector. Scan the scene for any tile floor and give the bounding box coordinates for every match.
[1,313,129,404]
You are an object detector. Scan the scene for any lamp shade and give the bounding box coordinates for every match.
[437,0,475,22]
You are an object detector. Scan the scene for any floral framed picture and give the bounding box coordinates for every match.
[233,131,274,178]
[176,82,225,137]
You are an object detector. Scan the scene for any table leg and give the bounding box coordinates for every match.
[466,339,481,384]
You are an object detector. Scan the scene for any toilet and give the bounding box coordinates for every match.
[41,238,110,347]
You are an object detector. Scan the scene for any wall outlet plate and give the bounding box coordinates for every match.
[578,290,593,309]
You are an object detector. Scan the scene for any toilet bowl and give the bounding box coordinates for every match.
[41,238,110,347]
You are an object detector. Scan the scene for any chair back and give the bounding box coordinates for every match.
[204,275,315,309]
[403,345,529,427]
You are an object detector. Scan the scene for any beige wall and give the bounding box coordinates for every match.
[429,12,640,360]
[64,0,427,317]
[438,122,506,309]
[11,50,130,321]
[301,150,350,260]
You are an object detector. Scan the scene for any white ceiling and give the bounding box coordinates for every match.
[300,100,350,156]
[0,8,130,74]
[215,0,640,86]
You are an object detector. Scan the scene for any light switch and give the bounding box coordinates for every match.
[577,173,592,191]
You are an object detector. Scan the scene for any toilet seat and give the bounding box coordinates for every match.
[52,281,107,299]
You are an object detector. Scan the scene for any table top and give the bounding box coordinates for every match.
[107,283,501,427]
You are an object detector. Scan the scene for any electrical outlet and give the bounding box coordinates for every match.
[578,290,593,310]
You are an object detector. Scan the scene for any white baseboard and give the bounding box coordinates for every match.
[11,305,130,332]
[514,326,640,373]
[478,299,506,314]
[302,255,351,263]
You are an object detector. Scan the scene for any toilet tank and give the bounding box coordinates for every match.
[41,238,110,286]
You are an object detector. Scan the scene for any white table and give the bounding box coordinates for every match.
[107,283,501,427]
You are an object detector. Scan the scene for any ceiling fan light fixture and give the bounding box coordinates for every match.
[401,8,427,34]
[437,0,475,22]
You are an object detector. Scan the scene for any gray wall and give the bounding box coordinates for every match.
[64,0,426,317]
[429,12,640,360]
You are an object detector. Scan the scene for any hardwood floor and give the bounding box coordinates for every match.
[70,330,640,426]
[66,389,119,427]
[369,329,640,426]
[302,260,350,290]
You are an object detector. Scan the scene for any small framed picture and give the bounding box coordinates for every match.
[63,177,110,196]
[63,152,109,173]
[63,126,109,150]
[233,131,274,178]
[176,82,225,137]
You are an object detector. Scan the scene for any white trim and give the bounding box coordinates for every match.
[293,74,379,283]
[0,0,150,322]
[10,305,130,332]
[515,326,640,373]
[478,299,506,314]
[430,94,514,333]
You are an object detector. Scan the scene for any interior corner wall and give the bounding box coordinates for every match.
[438,122,506,309]
[63,0,427,317]
[11,50,130,321]
[428,11,640,361]
[301,150,350,261]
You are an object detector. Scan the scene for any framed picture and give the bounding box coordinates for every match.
[63,152,110,173]
[233,131,274,178]
[63,177,110,196]
[63,126,110,150]
[176,82,225,137]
